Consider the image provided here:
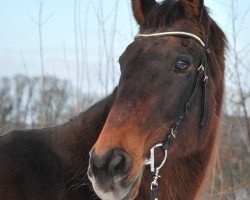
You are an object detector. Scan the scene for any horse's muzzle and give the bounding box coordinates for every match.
[88,148,133,200]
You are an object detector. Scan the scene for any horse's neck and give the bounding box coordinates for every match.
[139,131,218,200]
[46,118,97,167]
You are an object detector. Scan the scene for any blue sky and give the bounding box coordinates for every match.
[0,0,249,94]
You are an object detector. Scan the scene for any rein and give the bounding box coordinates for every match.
[135,31,210,200]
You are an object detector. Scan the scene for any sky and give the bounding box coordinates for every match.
[0,0,249,94]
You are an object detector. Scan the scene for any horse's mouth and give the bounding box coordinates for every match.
[121,175,141,200]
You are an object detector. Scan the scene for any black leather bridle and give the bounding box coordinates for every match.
[135,31,211,200]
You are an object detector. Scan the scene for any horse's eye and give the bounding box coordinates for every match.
[175,60,190,71]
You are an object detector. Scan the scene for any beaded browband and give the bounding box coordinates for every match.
[135,31,206,47]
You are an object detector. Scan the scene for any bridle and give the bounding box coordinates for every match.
[135,31,211,200]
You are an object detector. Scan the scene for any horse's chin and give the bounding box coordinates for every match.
[122,174,142,200]
[125,179,142,200]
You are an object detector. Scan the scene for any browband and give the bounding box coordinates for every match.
[135,31,206,47]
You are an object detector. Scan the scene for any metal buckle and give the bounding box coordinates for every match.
[144,143,168,173]
[198,65,205,72]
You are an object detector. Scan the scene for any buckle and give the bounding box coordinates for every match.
[144,143,168,173]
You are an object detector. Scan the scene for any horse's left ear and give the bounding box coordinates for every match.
[180,0,204,19]
[132,0,157,25]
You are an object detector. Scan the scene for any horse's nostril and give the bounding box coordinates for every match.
[108,149,132,178]
[108,154,124,175]
[89,148,132,179]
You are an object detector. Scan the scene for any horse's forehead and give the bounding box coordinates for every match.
[119,40,142,65]
[122,37,197,62]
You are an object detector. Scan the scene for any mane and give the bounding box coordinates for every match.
[144,0,187,28]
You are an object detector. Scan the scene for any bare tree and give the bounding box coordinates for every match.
[28,0,54,127]
[95,0,120,95]
[228,0,250,143]
[0,76,96,135]
[74,0,80,111]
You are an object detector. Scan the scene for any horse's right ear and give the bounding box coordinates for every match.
[132,0,157,25]
[180,0,204,20]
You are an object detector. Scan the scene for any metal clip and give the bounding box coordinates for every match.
[150,166,161,200]
[144,143,168,173]
[151,171,161,189]
[198,65,205,72]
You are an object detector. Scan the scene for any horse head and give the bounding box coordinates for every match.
[88,0,226,199]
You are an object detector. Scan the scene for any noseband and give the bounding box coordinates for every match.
[135,31,210,200]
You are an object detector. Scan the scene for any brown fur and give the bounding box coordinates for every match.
[132,0,145,24]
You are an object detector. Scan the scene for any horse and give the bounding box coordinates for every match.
[0,89,117,200]
[88,0,227,200]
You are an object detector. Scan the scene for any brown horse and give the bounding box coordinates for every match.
[0,89,117,200]
[88,0,226,200]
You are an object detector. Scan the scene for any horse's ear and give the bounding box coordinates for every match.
[132,0,157,25]
[180,0,204,19]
